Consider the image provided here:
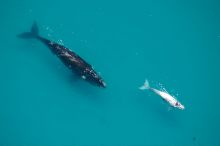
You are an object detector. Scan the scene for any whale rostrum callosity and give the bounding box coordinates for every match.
[18,22,106,88]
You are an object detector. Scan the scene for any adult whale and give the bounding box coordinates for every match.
[18,22,106,88]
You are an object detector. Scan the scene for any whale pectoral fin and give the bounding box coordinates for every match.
[161,98,166,103]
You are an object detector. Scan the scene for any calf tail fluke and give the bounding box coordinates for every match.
[139,79,150,90]
[17,22,39,39]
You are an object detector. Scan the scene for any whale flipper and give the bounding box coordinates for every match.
[17,22,39,39]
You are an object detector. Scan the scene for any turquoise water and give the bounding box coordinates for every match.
[1,0,220,145]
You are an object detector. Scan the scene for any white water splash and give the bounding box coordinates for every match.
[57,39,64,45]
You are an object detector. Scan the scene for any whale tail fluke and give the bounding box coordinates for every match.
[17,22,39,39]
[139,79,150,90]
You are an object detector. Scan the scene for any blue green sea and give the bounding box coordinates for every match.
[1,0,220,145]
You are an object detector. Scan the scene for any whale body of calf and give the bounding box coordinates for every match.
[18,22,106,88]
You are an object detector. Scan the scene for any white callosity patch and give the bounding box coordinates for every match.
[55,45,61,51]
[62,52,72,57]
[59,51,79,63]
[81,75,86,80]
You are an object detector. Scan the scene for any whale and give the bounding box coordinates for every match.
[139,80,184,110]
[18,22,106,88]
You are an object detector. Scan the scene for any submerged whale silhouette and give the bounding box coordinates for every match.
[18,22,106,88]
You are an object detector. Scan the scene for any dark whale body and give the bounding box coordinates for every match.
[18,22,106,88]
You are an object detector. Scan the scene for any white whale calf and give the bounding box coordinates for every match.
[139,80,185,110]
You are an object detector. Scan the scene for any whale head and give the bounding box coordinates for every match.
[82,68,106,88]
[175,101,185,110]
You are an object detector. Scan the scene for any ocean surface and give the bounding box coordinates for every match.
[0,0,220,145]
